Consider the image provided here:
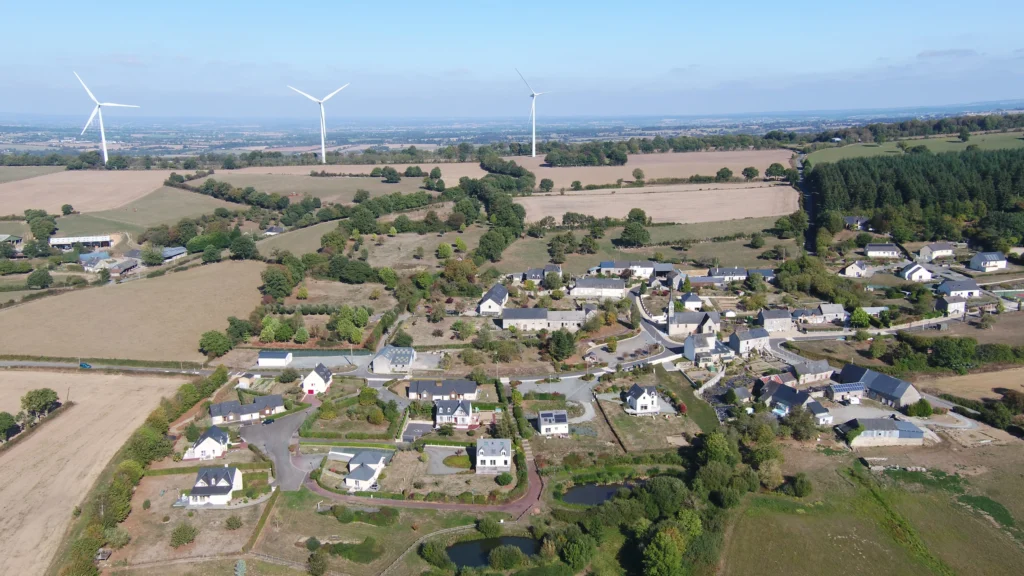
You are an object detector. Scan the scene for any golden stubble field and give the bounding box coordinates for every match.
[517,182,798,223]
[0,261,264,361]
[0,370,183,576]
[0,169,175,215]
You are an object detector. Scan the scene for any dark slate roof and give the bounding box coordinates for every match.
[410,379,478,397]
[349,449,394,467]
[849,417,924,436]
[346,465,377,481]
[210,395,283,417]
[865,243,899,252]
[312,363,332,382]
[759,309,792,320]
[524,268,545,280]
[435,399,472,416]
[806,400,829,416]
[574,278,625,289]
[503,308,548,320]
[481,283,509,304]
[747,268,776,279]
[190,467,237,496]
[538,410,568,425]
[759,382,810,407]
[672,311,720,325]
[477,438,512,457]
[627,383,656,399]
[259,350,291,359]
[972,251,1006,262]
[680,292,702,303]
[125,249,142,259]
[710,267,746,276]
[265,226,286,234]
[377,346,415,364]
[937,279,980,293]
[599,260,654,269]
[732,328,770,341]
[195,425,229,446]
[844,216,869,225]
[838,365,915,402]
[652,262,677,273]
[543,264,562,274]
[161,246,187,258]
[793,359,833,376]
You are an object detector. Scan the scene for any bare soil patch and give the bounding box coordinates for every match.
[0,371,183,576]
[517,182,798,223]
[0,169,174,214]
[0,261,264,361]
[914,367,1024,402]
[940,312,1024,345]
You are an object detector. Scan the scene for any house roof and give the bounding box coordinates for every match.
[0,234,21,242]
[687,333,716,348]
[209,395,283,417]
[652,262,676,273]
[477,438,511,457]
[759,309,792,320]
[759,382,811,407]
[680,292,702,303]
[939,295,967,304]
[349,449,394,467]
[481,283,509,304]
[259,350,291,359]
[410,379,477,397]
[671,311,721,325]
[110,258,138,273]
[685,276,726,285]
[900,263,928,275]
[838,365,915,402]
[599,260,654,269]
[503,308,548,320]
[191,467,238,496]
[162,246,187,258]
[574,277,625,289]
[937,279,980,294]
[195,425,229,446]
[732,328,770,341]
[844,216,869,225]
[850,417,924,435]
[865,243,899,251]
[710,267,746,276]
[793,359,833,376]
[79,251,110,263]
[806,400,829,416]
[627,383,656,399]
[265,226,286,234]
[843,261,867,271]
[747,268,776,278]
[792,308,815,319]
[972,251,1006,263]
[345,465,377,481]
[538,410,568,425]
[818,304,846,315]
[922,242,954,252]
[435,399,472,416]
[377,346,415,364]
[311,363,332,382]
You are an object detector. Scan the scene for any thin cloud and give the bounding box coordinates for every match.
[917,49,978,59]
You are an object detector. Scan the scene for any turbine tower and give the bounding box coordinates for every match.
[516,69,545,158]
[74,72,139,165]
[287,83,350,164]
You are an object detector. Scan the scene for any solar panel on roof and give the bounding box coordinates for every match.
[554,414,567,423]
[830,383,864,392]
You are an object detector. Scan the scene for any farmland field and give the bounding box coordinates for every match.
[938,311,1024,345]
[0,169,174,214]
[0,220,28,236]
[189,170,431,204]
[913,367,1024,402]
[0,371,182,576]
[807,131,1024,164]
[0,165,66,185]
[516,182,798,223]
[0,260,264,361]
[54,187,239,236]
[257,220,337,256]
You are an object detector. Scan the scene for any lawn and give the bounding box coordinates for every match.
[807,131,1024,164]
[654,365,719,433]
[602,400,698,452]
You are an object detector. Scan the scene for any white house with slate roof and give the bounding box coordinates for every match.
[969,252,1007,272]
[209,395,285,425]
[434,399,476,429]
[478,284,509,315]
[599,260,655,278]
[899,263,932,282]
[865,243,901,259]
[521,264,562,284]
[501,307,597,333]
[791,359,835,385]
[683,333,736,367]
[667,304,721,337]
[537,410,569,436]
[302,363,333,396]
[371,345,416,374]
[918,242,954,262]
[842,417,925,447]
[840,261,869,278]
[327,448,394,491]
[758,382,833,426]
[626,383,660,415]
[758,309,793,332]
[679,292,703,311]
[729,328,770,355]
[184,425,231,460]
[938,296,967,317]
[188,466,243,506]
[569,277,626,300]
[936,279,981,299]
[408,379,478,401]
[709,267,747,282]
[476,438,512,474]
[838,365,921,408]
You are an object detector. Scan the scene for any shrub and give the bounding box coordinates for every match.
[225,515,243,530]
[419,540,454,570]
[104,526,131,549]
[306,536,321,551]
[307,548,328,576]
[331,504,355,523]
[278,368,299,383]
[495,472,514,486]
[489,544,526,569]
[785,473,813,497]
[142,499,151,510]
[170,522,198,548]
[477,517,502,538]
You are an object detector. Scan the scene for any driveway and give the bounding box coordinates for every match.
[239,405,315,491]
[425,446,467,475]
[585,330,658,366]
[828,403,898,423]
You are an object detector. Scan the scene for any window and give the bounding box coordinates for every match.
[503,459,508,465]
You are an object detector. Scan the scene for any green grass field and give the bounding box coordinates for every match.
[54,187,238,236]
[189,172,426,204]
[0,221,28,237]
[808,131,1024,164]
[0,166,65,185]
[257,220,338,256]
[655,365,719,433]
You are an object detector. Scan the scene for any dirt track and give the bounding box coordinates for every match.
[0,371,182,576]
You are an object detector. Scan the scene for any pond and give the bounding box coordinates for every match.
[446,536,540,568]
[561,483,628,505]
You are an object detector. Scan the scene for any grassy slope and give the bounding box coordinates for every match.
[0,166,65,185]
[54,187,238,236]
[257,220,338,256]
[807,131,1024,164]
[654,365,718,433]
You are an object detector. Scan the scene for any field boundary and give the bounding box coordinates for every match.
[143,461,273,476]
[593,397,629,453]
[242,488,280,553]
[0,401,75,456]
[0,354,204,370]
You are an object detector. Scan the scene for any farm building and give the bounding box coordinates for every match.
[0,234,22,247]
[936,279,981,299]
[625,383,660,415]
[327,448,394,492]
[838,365,921,408]
[536,410,569,436]
[758,309,793,332]
[434,399,476,429]
[969,252,1007,272]
[109,258,139,278]
[683,333,736,368]
[257,350,292,368]
[864,243,901,259]
[791,359,835,385]
[78,251,111,271]
[371,346,415,374]
[478,283,509,315]
[899,263,932,282]
[918,242,954,262]
[183,425,230,460]
[188,466,242,506]
[263,226,286,236]
[827,382,865,403]
[408,379,478,401]
[302,363,333,396]
[840,261,869,278]
[569,277,626,300]
[679,292,703,311]
[729,328,770,355]
[598,260,655,278]
[49,235,112,250]
[842,417,925,447]
[475,438,512,475]
[209,395,285,425]
[938,296,967,317]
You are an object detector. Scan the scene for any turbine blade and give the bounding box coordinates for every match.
[321,83,350,102]
[515,68,536,94]
[82,106,99,134]
[287,86,320,103]
[74,72,99,104]
[100,103,140,108]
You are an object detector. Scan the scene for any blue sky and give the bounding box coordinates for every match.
[1,0,1023,119]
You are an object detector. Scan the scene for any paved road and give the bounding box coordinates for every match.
[239,404,317,490]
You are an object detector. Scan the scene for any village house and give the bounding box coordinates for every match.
[257,350,292,368]
[865,243,901,259]
[328,448,394,492]
[521,264,562,284]
[683,333,736,367]
[302,363,333,396]
[188,466,243,506]
[760,372,797,388]
[709,267,747,282]
[841,417,925,447]
[569,277,627,300]
[501,306,597,333]
[839,261,870,278]
[936,279,981,299]
[475,438,512,474]
[184,425,231,460]
[815,303,849,324]
[598,260,655,278]
[625,383,660,415]
[899,263,933,282]
[918,242,954,262]
[729,328,770,356]
[408,379,478,401]
[758,309,793,332]
[838,365,922,408]
[843,216,870,230]
[434,399,476,429]
[536,410,570,436]
[478,283,509,315]
[209,395,286,425]
[371,345,416,374]
[747,268,777,283]
[758,382,833,426]
[969,251,1007,272]
[827,382,866,403]
[668,310,721,337]
[679,292,703,311]
[937,295,967,317]
[791,359,835,385]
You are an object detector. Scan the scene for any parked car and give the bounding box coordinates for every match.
[262,418,275,426]
[79,362,92,369]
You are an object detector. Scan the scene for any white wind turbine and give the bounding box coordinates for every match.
[287,83,350,164]
[516,69,546,157]
[75,72,139,165]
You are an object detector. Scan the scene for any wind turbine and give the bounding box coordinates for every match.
[516,69,546,157]
[75,73,139,165]
[287,83,350,164]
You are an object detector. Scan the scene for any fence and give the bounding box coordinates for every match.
[380,524,476,576]
[250,552,352,576]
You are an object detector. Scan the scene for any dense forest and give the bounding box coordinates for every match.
[766,112,1024,145]
[807,147,1024,250]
